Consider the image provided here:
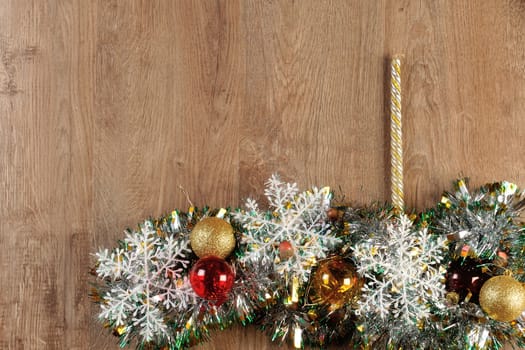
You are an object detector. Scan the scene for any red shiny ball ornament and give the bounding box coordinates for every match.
[279,241,295,260]
[189,256,235,305]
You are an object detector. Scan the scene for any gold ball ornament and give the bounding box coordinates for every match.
[309,256,363,312]
[479,275,525,322]
[189,217,235,259]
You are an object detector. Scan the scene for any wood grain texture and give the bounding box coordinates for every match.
[0,1,95,349]
[0,1,523,349]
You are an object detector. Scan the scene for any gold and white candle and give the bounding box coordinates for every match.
[390,56,404,211]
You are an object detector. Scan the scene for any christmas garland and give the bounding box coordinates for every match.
[91,174,525,350]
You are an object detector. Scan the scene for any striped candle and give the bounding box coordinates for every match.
[390,57,404,211]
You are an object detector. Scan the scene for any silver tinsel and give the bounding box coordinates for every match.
[433,179,525,264]
[429,179,525,350]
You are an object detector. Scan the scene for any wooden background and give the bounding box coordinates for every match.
[0,1,524,349]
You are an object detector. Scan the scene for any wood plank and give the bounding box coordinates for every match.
[240,0,388,206]
[0,0,95,349]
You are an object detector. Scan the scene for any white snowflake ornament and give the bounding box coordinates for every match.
[353,214,447,328]
[95,219,193,342]
[234,174,341,284]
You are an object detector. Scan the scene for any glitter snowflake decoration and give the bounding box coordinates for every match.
[352,214,447,345]
[234,174,341,283]
[95,218,193,343]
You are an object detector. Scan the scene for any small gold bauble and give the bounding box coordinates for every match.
[190,217,235,258]
[309,256,363,312]
[479,275,525,322]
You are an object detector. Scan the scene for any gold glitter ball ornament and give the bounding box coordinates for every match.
[190,217,235,259]
[309,256,363,312]
[479,275,525,322]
